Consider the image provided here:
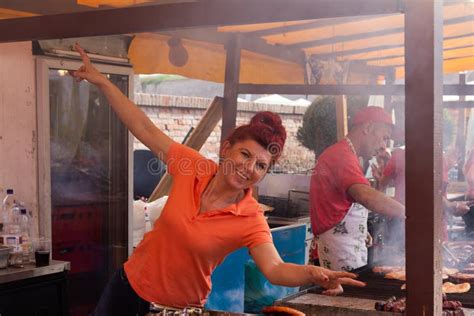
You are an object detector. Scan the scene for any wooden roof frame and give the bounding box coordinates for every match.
[0,0,468,314]
[0,0,403,42]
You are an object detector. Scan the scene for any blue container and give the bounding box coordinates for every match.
[206,223,306,313]
[244,224,306,313]
[205,248,249,312]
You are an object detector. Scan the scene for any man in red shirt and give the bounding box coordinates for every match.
[310,107,405,271]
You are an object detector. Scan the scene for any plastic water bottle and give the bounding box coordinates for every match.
[7,202,23,264]
[1,189,14,235]
[9,203,21,235]
[20,208,32,263]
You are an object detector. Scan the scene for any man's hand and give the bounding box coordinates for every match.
[366,232,373,248]
[451,201,471,216]
[375,148,390,168]
[371,163,383,183]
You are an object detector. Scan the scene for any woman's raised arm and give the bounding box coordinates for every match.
[71,43,175,162]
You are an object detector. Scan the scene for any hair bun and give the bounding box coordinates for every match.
[250,112,285,136]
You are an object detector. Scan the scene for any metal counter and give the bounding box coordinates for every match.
[266,215,310,225]
[0,260,70,284]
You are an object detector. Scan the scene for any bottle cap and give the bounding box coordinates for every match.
[20,208,27,215]
[6,189,13,194]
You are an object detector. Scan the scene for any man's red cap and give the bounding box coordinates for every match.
[351,106,405,142]
[351,106,394,127]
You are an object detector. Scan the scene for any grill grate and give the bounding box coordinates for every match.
[288,266,474,309]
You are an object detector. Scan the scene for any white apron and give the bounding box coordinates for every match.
[316,203,368,271]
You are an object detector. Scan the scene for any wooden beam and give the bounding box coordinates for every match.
[444,100,474,109]
[348,43,474,63]
[0,0,404,43]
[0,0,93,14]
[239,83,403,95]
[294,26,405,50]
[405,0,443,314]
[246,14,390,37]
[148,97,223,202]
[455,73,467,181]
[161,28,305,65]
[384,69,395,112]
[221,35,242,145]
[289,14,474,49]
[335,95,348,140]
[393,100,474,109]
[238,84,474,96]
[310,32,474,60]
[312,44,403,60]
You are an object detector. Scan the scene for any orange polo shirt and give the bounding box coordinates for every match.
[124,143,272,308]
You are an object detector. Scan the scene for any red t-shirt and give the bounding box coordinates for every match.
[125,143,272,307]
[310,139,370,236]
[383,148,405,204]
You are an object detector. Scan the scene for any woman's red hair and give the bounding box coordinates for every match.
[225,111,287,164]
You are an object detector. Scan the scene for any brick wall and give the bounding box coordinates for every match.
[134,94,315,173]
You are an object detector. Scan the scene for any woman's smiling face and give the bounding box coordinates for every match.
[219,139,273,190]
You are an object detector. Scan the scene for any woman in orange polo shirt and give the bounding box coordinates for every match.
[71,44,365,316]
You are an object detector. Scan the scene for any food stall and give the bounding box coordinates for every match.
[1,1,474,315]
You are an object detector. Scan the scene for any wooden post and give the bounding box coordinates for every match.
[405,1,443,315]
[384,69,395,114]
[335,95,348,140]
[148,97,224,202]
[335,62,349,141]
[456,73,467,180]
[221,34,241,146]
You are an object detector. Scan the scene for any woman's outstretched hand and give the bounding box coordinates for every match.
[308,266,366,296]
[69,43,108,87]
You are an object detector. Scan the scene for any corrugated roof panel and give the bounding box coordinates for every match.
[444,35,474,49]
[263,14,403,45]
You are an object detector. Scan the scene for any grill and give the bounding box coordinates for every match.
[148,304,264,316]
[280,264,474,309]
[259,191,309,219]
[329,266,406,302]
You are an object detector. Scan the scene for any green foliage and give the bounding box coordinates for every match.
[139,74,184,87]
[296,95,369,158]
[297,96,337,158]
